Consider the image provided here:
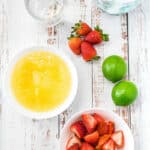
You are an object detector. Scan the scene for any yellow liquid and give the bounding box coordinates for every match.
[11,51,72,112]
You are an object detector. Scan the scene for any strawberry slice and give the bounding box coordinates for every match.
[111,131,124,148]
[98,121,109,136]
[67,143,80,150]
[108,121,115,134]
[82,114,98,133]
[80,142,95,150]
[70,121,87,138]
[66,136,81,149]
[96,134,111,149]
[92,113,105,123]
[84,131,99,145]
[102,139,115,150]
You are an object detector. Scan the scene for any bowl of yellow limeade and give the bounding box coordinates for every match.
[4,47,78,119]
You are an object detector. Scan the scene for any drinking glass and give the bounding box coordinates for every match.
[97,0,141,15]
[24,0,63,26]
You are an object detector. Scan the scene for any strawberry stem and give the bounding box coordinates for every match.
[71,21,82,34]
[94,25,103,33]
[102,34,109,41]
[93,56,101,61]
[67,33,80,40]
[94,25,109,41]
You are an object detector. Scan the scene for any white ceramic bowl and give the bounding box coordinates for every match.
[60,108,134,150]
[3,46,78,119]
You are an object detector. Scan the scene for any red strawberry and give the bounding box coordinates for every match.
[92,113,105,123]
[85,30,102,44]
[111,131,124,148]
[67,143,80,150]
[108,121,115,134]
[82,114,98,133]
[80,142,95,150]
[96,134,111,149]
[70,121,87,138]
[72,21,92,36]
[85,26,109,44]
[66,136,81,149]
[98,121,109,136]
[68,36,82,55]
[81,41,100,61]
[102,139,115,150]
[84,131,99,145]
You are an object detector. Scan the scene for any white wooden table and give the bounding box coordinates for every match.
[0,0,150,149]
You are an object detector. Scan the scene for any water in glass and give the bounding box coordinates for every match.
[97,0,141,14]
[24,0,63,25]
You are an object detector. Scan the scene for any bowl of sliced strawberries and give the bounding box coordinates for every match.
[60,108,134,150]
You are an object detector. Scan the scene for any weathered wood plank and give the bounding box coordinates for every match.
[0,0,9,147]
[59,0,93,131]
[1,0,59,149]
[128,1,150,149]
[92,0,131,124]
[0,0,8,78]
[1,0,149,149]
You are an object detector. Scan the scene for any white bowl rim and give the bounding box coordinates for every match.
[3,46,78,119]
[60,108,134,150]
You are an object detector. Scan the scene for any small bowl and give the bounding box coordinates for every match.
[3,46,78,119]
[60,108,134,150]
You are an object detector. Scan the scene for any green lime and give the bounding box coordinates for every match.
[102,55,127,83]
[112,80,138,106]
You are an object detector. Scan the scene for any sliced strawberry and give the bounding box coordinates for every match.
[102,139,115,150]
[111,131,124,148]
[82,114,98,133]
[80,142,95,150]
[108,121,115,134]
[92,113,105,123]
[98,121,109,136]
[66,136,81,149]
[84,130,99,145]
[67,143,80,150]
[96,134,111,149]
[70,121,87,138]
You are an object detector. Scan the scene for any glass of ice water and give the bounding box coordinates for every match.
[24,0,63,26]
[97,0,141,15]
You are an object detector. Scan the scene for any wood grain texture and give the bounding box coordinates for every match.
[0,0,8,147]
[0,0,8,79]
[0,0,149,149]
[1,0,59,149]
[128,0,150,149]
[59,0,93,130]
[91,0,131,125]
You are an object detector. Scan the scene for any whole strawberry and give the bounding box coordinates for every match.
[72,21,92,36]
[85,26,109,44]
[81,41,100,61]
[68,35,82,55]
